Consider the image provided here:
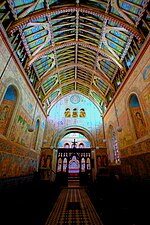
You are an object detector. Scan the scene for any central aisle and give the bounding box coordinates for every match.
[45,187,103,225]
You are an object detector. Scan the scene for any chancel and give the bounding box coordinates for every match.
[0,1,150,225]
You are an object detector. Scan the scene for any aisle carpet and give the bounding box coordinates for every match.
[45,188,103,225]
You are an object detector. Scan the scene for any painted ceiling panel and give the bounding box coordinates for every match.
[1,0,149,113]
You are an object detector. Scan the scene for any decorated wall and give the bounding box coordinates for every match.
[44,94,104,148]
[104,39,150,176]
[0,29,46,178]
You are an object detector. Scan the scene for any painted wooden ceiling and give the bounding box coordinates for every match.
[0,0,150,112]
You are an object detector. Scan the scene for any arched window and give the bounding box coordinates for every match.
[64,143,70,148]
[110,125,120,164]
[0,85,17,135]
[129,94,147,139]
[81,158,85,172]
[57,158,62,172]
[79,143,84,148]
[86,158,91,170]
[63,158,67,172]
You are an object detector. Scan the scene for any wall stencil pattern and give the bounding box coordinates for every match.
[0,138,39,178]
[120,138,150,158]
[121,152,150,176]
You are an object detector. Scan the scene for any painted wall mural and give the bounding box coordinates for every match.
[10,109,32,147]
[0,86,16,135]
[0,36,46,180]
[64,107,86,118]
[130,95,147,139]
[119,112,133,149]
[121,152,150,177]
[49,94,102,129]
[45,94,102,147]
[0,138,38,178]
[104,43,150,176]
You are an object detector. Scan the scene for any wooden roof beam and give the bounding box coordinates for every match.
[42,79,107,105]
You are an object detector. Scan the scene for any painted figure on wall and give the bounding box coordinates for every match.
[72,108,78,117]
[0,86,17,135]
[10,113,31,147]
[130,95,147,139]
[64,108,71,117]
[134,111,146,137]
[79,108,86,118]
[0,151,37,178]
[0,103,12,134]
[0,105,9,121]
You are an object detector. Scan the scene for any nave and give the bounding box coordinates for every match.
[1,173,149,225]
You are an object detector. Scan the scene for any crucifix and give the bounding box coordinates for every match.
[72,139,77,149]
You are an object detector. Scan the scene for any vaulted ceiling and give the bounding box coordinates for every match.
[1,0,150,113]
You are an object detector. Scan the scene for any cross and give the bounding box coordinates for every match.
[72,139,77,149]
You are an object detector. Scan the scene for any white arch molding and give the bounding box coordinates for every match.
[52,126,96,148]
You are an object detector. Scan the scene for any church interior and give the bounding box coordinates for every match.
[0,0,150,225]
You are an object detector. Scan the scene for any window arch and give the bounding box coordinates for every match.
[129,94,147,139]
[81,158,85,172]
[57,158,62,172]
[86,158,91,170]
[79,143,84,148]
[63,158,67,172]
[109,125,120,164]
[0,85,17,135]
[64,143,70,148]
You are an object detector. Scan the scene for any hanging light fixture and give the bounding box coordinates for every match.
[43,139,47,144]
[114,102,122,132]
[28,101,38,132]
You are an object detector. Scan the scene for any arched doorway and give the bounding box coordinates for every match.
[56,132,92,186]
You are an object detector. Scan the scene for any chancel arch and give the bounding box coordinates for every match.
[55,131,93,184]
[52,126,95,149]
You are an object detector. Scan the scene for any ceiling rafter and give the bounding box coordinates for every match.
[42,79,107,104]
[46,13,61,95]
[35,63,114,91]
[2,0,148,111]
[27,41,122,68]
[8,5,143,42]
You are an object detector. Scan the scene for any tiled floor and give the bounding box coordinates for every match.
[45,187,103,225]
